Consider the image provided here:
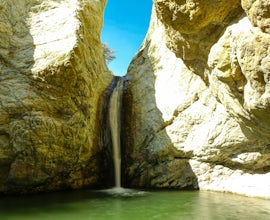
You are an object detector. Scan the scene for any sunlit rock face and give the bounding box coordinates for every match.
[242,0,270,33]
[154,0,242,77]
[123,0,270,198]
[0,0,112,194]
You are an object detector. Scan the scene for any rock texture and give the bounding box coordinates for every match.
[0,0,112,194]
[123,0,270,198]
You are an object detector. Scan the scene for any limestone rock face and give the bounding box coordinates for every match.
[123,1,270,198]
[0,0,112,194]
[154,0,242,73]
[242,0,270,33]
[208,17,270,140]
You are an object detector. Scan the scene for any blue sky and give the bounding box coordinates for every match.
[101,0,153,76]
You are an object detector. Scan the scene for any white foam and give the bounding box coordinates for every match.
[99,187,147,197]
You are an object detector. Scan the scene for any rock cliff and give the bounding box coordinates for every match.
[123,0,270,198]
[0,0,113,194]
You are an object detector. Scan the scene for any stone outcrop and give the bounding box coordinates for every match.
[123,0,270,198]
[0,0,112,194]
[242,0,270,33]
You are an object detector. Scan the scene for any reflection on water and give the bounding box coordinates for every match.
[0,189,269,220]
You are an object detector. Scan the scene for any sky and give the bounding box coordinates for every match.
[101,0,153,76]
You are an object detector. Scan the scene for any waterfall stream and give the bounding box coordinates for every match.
[109,77,123,188]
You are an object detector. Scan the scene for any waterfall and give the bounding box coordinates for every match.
[109,77,123,188]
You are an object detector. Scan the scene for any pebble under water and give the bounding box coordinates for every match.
[0,189,270,220]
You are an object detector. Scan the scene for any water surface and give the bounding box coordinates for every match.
[0,189,269,220]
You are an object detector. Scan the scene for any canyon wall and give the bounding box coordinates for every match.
[123,0,270,198]
[0,0,113,194]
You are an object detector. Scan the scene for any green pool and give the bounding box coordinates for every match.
[0,188,269,220]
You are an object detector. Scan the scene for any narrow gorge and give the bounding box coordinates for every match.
[0,0,270,199]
